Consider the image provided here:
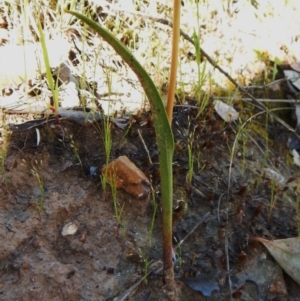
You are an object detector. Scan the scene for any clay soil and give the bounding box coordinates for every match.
[0,100,300,301]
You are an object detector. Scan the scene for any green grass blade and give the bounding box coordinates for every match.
[37,21,59,115]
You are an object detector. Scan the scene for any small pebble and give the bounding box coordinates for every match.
[89,166,98,177]
[62,222,78,236]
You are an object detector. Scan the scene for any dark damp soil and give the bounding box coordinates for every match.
[1,100,300,301]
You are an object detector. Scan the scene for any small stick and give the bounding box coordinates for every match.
[138,129,152,165]
[175,212,210,248]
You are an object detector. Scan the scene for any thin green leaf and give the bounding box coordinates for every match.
[37,22,59,114]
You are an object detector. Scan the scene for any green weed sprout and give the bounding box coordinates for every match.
[38,21,60,116]
[67,5,177,287]
[110,169,123,224]
[100,72,113,192]
[69,135,82,167]
[139,248,150,284]
[31,166,45,213]
[191,0,208,112]
[100,118,112,192]
[186,122,195,187]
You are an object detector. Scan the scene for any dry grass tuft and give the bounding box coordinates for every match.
[0,0,299,113]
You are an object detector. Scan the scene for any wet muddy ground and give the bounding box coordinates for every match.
[1,101,300,301]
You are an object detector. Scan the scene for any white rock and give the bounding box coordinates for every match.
[61,222,78,236]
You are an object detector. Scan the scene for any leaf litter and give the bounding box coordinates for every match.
[253,237,300,285]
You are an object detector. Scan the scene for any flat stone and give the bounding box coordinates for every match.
[101,155,151,199]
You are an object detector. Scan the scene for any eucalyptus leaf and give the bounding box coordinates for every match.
[254,237,300,285]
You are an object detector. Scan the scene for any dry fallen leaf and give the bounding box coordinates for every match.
[213,100,239,122]
[253,237,300,285]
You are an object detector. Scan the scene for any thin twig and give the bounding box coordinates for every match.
[225,207,233,301]
[214,96,300,103]
[216,191,233,301]
[176,212,210,248]
[217,192,226,225]
[138,129,152,164]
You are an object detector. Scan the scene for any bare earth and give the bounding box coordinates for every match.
[1,1,300,300]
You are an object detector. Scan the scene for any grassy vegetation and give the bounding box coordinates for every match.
[1,0,298,116]
[186,118,195,187]
[1,0,300,299]
[0,3,298,210]
[69,134,82,167]
[109,169,125,229]
[67,8,175,289]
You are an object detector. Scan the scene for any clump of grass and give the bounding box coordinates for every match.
[138,248,150,284]
[189,0,210,114]
[100,71,113,191]
[69,134,82,167]
[109,168,126,236]
[100,118,112,191]
[186,119,196,187]
[38,20,60,116]
[253,50,281,83]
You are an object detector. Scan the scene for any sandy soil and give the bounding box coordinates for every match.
[0,103,300,300]
[1,1,300,300]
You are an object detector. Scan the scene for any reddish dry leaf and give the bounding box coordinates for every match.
[253,237,300,285]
